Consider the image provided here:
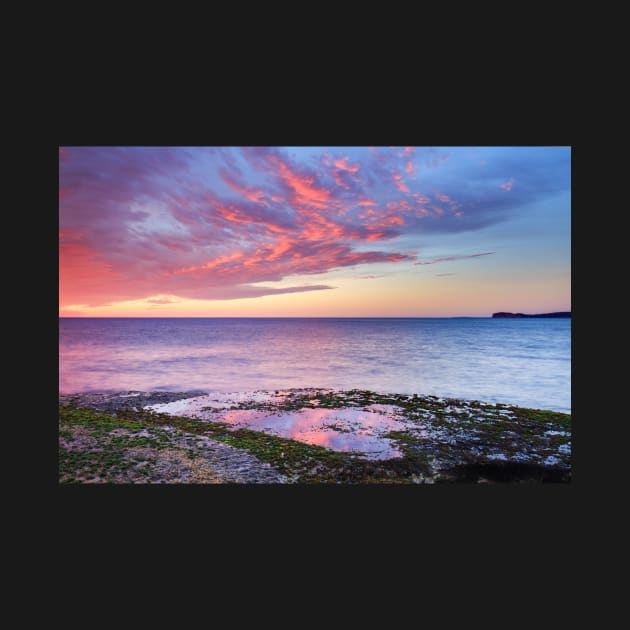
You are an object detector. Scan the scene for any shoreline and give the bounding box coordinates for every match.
[59,389,571,484]
[59,390,209,412]
[59,389,571,483]
[58,389,571,415]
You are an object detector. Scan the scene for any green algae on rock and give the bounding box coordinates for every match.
[59,389,571,483]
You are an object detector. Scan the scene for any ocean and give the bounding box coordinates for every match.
[59,317,571,413]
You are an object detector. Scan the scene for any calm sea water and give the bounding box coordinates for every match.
[59,318,571,412]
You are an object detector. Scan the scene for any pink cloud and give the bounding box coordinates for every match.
[219,169,268,204]
[59,147,571,314]
[328,156,363,192]
[154,236,193,253]
[64,147,514,310]
[146,297,180,304]
[387,216,405,226]
[333,157,360,174]
[269,155,332,209]
[412,192,431,204]
[332,172,351,190]
[415,252,495,266]
[173,284,336,301]
[59,232,131,306]
[434,191,451,203]
[392,172,409,193]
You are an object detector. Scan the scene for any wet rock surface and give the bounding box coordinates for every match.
[59,390,207,412]
[59,389,571,483]
[59,422,287,484]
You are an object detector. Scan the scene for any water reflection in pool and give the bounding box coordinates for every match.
[218,406,407,459]
[147,393,410,460]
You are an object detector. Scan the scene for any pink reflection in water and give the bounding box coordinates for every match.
[219,407,406,460]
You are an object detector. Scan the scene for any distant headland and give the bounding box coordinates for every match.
[492,312,571,318]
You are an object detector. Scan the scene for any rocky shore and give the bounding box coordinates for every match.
[492,312,571,318]
[59,390,207,413]
[59,389,571,483]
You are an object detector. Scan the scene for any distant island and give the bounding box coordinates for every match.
[492,312,571,318]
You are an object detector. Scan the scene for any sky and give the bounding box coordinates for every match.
[59,146,571,317]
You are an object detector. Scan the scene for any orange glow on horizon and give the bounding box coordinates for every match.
[60,269,571,319]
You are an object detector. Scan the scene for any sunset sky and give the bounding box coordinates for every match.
[59,146,570,317]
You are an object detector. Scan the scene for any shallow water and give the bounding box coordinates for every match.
[60,317,571,412]
[146,393,409,459]
[220,406,405,459]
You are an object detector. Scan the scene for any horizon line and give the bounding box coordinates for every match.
[58,314,570,319]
